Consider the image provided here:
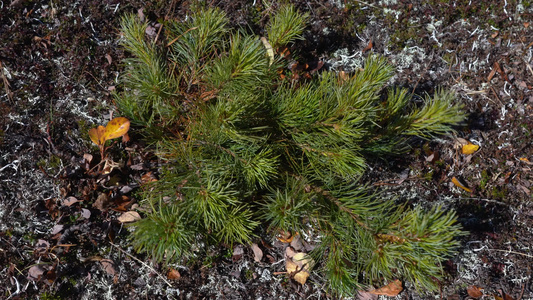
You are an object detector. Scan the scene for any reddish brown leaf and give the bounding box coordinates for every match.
[112,195,133,212]
[362,39,373,53]
[141,172,158,184]
[369,279,403,297]
[493,62,510,82]
[167,268,181,280]
[45,198,59,219]
[100,259,116,276]
[487,67,497,81]
[467,285,483,298]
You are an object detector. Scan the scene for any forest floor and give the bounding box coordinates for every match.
[1,0,533,299]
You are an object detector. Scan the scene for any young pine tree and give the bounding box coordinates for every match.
[115,4,466,296]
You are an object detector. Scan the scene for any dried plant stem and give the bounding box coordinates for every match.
[109,242,173,287]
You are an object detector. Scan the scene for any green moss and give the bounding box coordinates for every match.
[442,53,458,66]
[491,186,508,200]
[435,160,445,168]
[77,119,92,142]
[244,268,254,280]
[480,170,489,190]
[40,292,62,300]
[36,154,63,174]
[425,170,435,181]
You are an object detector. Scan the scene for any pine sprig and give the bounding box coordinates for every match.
[266,5,309,49]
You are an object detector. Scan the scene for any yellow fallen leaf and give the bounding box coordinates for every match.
[369,279,403,297]
[104,117,130,141]
[451,176,472,193]
[285,252,314,285]
[89,125,106,146]
[462,142,480,155]
[278,231,297,243]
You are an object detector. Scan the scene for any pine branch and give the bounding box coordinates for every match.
[115,4,468,296]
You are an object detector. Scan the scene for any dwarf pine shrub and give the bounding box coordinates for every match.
[115,4,466,295]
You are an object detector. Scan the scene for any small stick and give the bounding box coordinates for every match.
[524,58,533,77]
[0,60,13,103]
[166,27,198,48]
[490,85,503,106]
[109,242,173,287]
[486,248,533,259]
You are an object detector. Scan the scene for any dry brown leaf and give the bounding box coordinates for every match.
[112,195,133,212]
[141,171,158,184]
[498,290,515,300]
[28,265,46,281]
[51,224,64,235]
[467,285,484,298]
[122,132,130,143]
[290,233,304,251]
[117,211,141,223]
[285,258,309,285]
[83,153,93,164]
[93,192,111,211]
[167,268,181,280]
[285,246,297,259]
[233,245,244,261]
[62,196,80,207]
[452,176,472,193]
[369,279,403,297]
[100,259,116,276]
[80,208,91,219]
[455,137,469,148]
[357,291,378,300]
[251,243,263,262]
[488,67,497,81]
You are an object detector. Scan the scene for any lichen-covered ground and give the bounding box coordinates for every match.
[1,1,532,299]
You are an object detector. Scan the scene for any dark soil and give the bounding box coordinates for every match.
[1,0,533,299]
